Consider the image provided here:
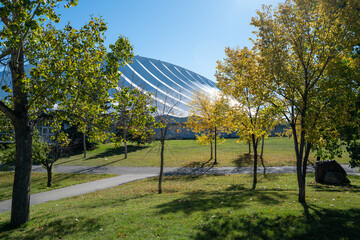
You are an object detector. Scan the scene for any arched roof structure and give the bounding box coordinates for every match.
[116,56,218,116]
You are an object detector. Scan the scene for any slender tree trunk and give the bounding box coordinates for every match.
[248,142,251,154]
[123,128,128,159]
[158,127,167,194]
[292,122,307,203]
[251,134,258,190]
[210,139,213,160]
[214,127,217,164]
[83,132,87,158]
[260,135,266,175]
[298,143,311,202]
[159,139,164,194]
[297,165,306,202]
[10,48,33,227]
[46,164,53,187]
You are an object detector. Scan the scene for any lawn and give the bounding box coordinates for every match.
[0,173,359,239]
[0,172,117,201]
[54,137,351,167]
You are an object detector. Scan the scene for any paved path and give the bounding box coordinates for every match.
[0,174,156,213]
[0,164,358,213]
[31,164,360,176]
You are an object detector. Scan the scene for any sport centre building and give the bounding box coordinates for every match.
[0,56,220,140]
[116,55,219,117]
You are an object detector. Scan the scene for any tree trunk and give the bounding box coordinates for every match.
[210,139,213,160]
[10,47,33,227]
[11,118,33,226]
[251,134,258,190]
[248,142,251,154]
[46,164,53,188]
[292,123,308,203]
[158,127,167,194]
[83,132,87,158]
[298,143,311,202]
[159,139,164,194]
[297,171,306,202]
[123,128,128,159]
[260,135,266,175]
[214,127,217,164]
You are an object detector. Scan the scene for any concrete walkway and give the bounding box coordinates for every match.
[0,164,358,213]
[0,173,156,213]
[31,164,360,176]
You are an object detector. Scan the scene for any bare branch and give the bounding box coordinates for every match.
[0,48,11,61]
[0,100,16,123]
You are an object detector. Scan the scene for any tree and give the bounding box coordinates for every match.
[186,91,230,163]
[216,47,279,189]
[112,87,155,159]
[32,131,69,187]
[251,0,359,202]
[153,91,182,194]
[0,1,133,226]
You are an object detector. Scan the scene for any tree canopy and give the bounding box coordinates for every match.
[216,46,280,189]
[186,91,230,161]
[112,86,155,158]
[250,0,360,202]
[0,0,133,226]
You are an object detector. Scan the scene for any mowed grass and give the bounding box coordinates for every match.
[0,172,117,201]
[54,137,351,167]
[1,173,360,239]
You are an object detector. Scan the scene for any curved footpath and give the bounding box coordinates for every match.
[0,164,358,213]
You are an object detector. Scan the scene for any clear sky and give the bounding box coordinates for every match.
[56,0,283,82]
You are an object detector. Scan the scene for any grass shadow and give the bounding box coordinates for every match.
[307,182,360,193]
[192,207,360,239]
[87,145,149,160]
[156,175,208,182]
[156,189,289,215]
[233,153,253,167]
[55,144,150,166]
[0,215,102,239]
[183,159,215,168]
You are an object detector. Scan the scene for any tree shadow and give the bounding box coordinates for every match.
[87,145,149,160]
[192,207,360,239]
[54,144,150,166]
[0,216,102,239]
[157,175,208,182]
[307,182,360,193]
[72,193,154,210]
[233,153,253,167]
[183,158,214,168]
[156,188,289,215]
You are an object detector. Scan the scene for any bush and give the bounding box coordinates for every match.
[347,141,360,168]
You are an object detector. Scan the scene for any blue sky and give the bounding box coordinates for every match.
[56,0,283,81]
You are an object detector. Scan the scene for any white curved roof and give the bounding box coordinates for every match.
[117,56,218,116]
[0,56,219,117]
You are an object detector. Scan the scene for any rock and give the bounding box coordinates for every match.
[315,160,350,185]
[324,171,344,185]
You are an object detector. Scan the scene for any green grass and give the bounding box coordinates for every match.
[54,137,351,167]
[0,173,359,239]
[0,172,117,201]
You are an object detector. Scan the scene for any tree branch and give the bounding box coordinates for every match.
[0,48,11,61]
[0,100,16,123]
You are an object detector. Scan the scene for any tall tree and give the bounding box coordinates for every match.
[216,47,279,189]
[112,87,155,159]
[251,0,359,202]
[0,1,133,226]
[186,91,230,163]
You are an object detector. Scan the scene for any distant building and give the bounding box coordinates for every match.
[115,55,219,117]
[0,56,219,141]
